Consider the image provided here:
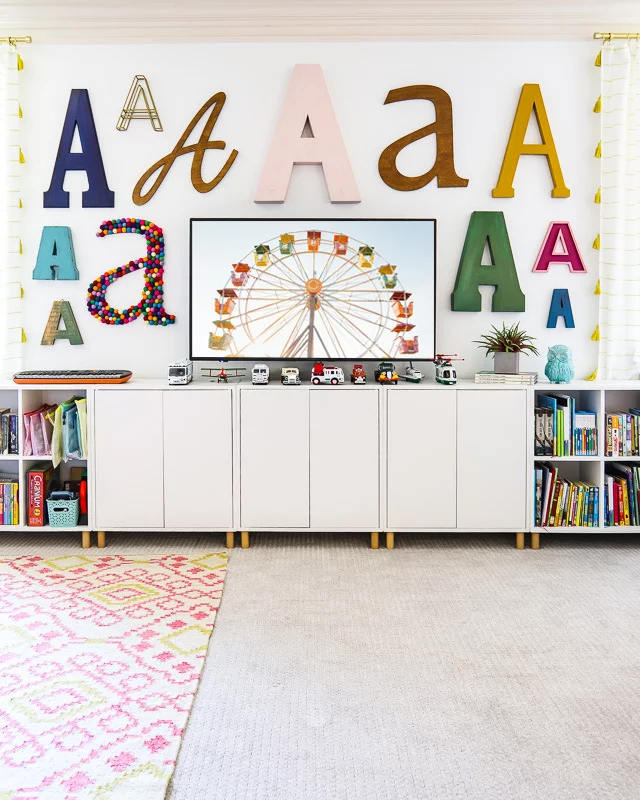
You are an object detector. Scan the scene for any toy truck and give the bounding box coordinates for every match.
[351,364,366,384]
[251,363,270,384]
[374,360,399,385]
[311,364,345,385]
[281,367,301,385]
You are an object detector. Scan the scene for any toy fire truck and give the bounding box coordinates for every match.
[311,362,345,385]
[434,354,463,385]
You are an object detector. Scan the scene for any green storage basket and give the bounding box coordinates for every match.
[46,491,80,527]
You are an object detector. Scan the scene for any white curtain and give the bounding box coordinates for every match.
[0,42,23,376]
[596,40,640,379]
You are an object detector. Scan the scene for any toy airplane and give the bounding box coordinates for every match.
[433,354,463,385]
[201,365,247,383]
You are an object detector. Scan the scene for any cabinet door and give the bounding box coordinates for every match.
[240,390,309,528]
[163,390,232,529]
[95,390,164,528]
[387,390,456,529]
[456,390,527,529]
[310,390,379,529]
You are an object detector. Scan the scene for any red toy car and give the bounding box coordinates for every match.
[351,364,366,384]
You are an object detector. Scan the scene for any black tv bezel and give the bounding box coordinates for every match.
[189,217,437,363]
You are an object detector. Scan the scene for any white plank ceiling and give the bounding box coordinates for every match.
[2,0,640,43]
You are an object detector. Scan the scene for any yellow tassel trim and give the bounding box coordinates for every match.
[17,54,23,71]
[18,149,25,164]
[18,105,22,118]
[595,50,602,67]
[591,325,600,341]
[593,233,600,250]
[585,369,598,381]
[594,279,601,295]
[595,141,602,158]
[20,286,24,299]
[595,186,601,204]
[21,329,26,343]
[18,198,22,209]
[18,240,22,255]
[593,96,602,113]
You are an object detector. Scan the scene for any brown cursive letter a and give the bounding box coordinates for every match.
[133,92,239,205]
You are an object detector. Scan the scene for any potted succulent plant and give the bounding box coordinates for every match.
[474,322,540,374]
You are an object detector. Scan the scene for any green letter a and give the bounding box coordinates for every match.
[451,211,525,312]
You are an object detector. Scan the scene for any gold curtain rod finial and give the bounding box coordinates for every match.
[0,35,32,44]
[594,32,640,40]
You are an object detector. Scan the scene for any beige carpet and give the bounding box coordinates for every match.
[2,532,640,800]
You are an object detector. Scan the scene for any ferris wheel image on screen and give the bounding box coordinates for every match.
[189,220,436,361]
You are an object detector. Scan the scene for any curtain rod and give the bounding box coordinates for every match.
[0,36,32,44]
[594,32,640,40]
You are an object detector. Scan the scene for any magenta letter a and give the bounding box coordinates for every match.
[255,64,360,203]
[532,222,587,273]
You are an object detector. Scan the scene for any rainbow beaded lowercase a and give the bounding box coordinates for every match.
[87,217,176,326]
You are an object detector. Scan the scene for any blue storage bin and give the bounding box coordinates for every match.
[46,491,80,527]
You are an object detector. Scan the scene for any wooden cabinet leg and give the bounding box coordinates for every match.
[516,532,525,550]
[240,531,250,549]
[531,532,540,550]
[226,531,235,549]
[386,532,395,550]
[97,531,106,549]
[82,531,91,549]
[370,532,379,549]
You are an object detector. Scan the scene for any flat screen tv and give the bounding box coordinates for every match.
[190,218,436,361]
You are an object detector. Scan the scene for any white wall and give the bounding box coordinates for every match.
[21,42,599,379]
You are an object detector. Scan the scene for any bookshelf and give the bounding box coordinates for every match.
[0,385,92,546]
[532,384,640,545]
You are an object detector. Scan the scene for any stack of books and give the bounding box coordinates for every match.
[0,475,19,525]
[535,463,599,527]
[604,464,640,526]
[535,395,598,456]
[0,410,18,455]
[475,371,537,385]
[605,410,640,456]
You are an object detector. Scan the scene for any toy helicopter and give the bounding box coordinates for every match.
[433,354,463,385]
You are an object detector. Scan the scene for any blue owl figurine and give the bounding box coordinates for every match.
[545,344,575,384]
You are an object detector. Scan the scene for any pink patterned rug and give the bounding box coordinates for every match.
[0,552,228,799]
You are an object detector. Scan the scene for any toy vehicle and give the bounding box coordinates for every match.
[351,364,366,384]
[434,354,463,385]
[168,360,193,385]
[252,363,270,385]
[400,362,423,383]
[374,360,399,385]
[311,365,345,385]
[281,367,301,385]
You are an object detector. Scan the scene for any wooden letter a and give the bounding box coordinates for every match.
[493,84,569,199]
[378,85,468,190]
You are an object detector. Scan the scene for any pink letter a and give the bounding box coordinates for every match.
[532,222,587,273]
[255,64,360,203]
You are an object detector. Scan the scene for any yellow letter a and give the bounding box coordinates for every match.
[492,84,569,199]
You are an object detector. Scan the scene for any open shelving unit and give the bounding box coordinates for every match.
[532,384,640,544]
[0,384,92,546]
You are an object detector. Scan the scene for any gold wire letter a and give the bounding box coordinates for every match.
[132,92,239,206]
[117,75,163,132]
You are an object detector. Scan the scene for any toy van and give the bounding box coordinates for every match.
[168,360,193,385]
[311,365,345,385]
[252,364,270,384]
[281,367,301,385]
